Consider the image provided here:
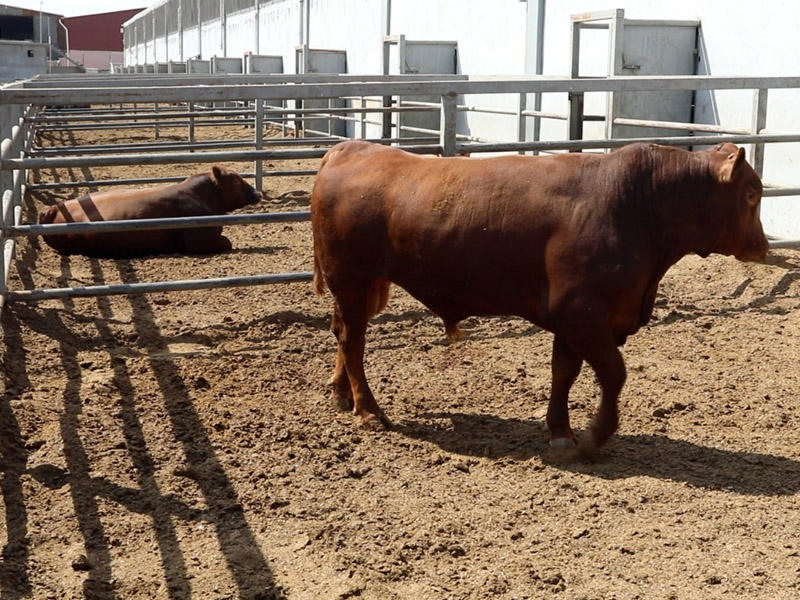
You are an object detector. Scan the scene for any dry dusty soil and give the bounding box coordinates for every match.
[1,121,800,600]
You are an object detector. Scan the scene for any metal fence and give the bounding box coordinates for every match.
[2,72,800,314]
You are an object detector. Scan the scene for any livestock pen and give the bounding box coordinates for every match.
[1,73,800,599]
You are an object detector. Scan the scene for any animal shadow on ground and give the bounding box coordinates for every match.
[397,412,800,497]
[1,254,287,599]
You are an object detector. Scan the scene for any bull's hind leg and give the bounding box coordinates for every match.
[328,304,354,411]
[331,286,392,430]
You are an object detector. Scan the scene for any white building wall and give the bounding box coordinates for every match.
[119,0,800,237]
[202,19,224,59]
[182,25,199,59]
[539,0,800,237]
[226,10,259,58]
[258,0,299,72]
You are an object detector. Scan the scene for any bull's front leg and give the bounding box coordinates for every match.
[578,336,626,459]
[546,336,582,451]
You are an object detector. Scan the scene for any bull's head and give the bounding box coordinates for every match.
[211,165,263,211]
[709,145,769,262]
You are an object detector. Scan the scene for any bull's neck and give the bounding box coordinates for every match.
[185,174,223,207]
[646,149,720,262]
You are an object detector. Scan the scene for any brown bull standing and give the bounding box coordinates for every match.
[310,140,768,458]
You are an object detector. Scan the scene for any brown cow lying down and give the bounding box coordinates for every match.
[38,165,261,258]
[311,140,768,458]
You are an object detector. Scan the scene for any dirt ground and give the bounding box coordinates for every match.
[1,120,800,600]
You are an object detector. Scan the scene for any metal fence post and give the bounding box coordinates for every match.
[255,98,264,192]
[359,96,367,139]
[751,88,768,178]
[439,92,457,156]
[567,92,584,148]
[517,91,526,155]
[188,101,195,148]
[0,103,7,310]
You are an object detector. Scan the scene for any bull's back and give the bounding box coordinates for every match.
[311,142,597,321]
[38,188,195,258]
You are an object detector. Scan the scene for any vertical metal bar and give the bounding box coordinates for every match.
[516,92,526,155]
[359,96,367,139]
[567,18,582,148]
[396,35,406,139]
[569,19,581,79]
[254,0,260,55]
[0,97,8,312]
[605,9,626,141]
[188,101,195,147]
[255,98,264,192]
[0,191,10,312]
[751,88,768,178]
[567,92,584,147]
[154,101,160,139]
[0,105,12,194]
[439,92,457,157]
[381,37,392,139]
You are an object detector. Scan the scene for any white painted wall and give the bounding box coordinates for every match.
[119,0,800,237]
[227,10,258,58]
[258,0,301,73]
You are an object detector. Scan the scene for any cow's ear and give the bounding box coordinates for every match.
[211,165,221,183]
[211,165,226,184]
[718,147,746,183]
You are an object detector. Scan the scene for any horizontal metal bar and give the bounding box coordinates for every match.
[5,210,311,237]
[2,147,326,169]
[7,75,800,105]
[36,119,257,131]
[7,271,314,302]
[613,117,751,135]
[768,237,800,249]
[31,109,256,122]
[763,187,800,197]
[2,143,442,170]
[27,170,320,190]
[457,132,800,154]
[21,72,468,89]
[30,140,256,155]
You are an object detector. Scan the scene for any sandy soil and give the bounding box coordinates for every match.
[1,121,800,600]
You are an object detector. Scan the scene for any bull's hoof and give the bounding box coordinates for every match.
[360,413,393,431]
[577,434,600,462]
[549,436,578,451]
[331,393,354,412]
[546,436,579,462]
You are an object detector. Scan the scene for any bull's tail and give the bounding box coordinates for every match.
[367,278,390,319]
[312,253,327,297]
[314,255,390,319]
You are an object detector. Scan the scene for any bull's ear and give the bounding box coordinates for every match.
[718,147,746,183]
[211,165,229,183]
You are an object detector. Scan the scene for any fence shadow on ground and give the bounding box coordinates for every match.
[1,211,286,600]
[396,411,800,497]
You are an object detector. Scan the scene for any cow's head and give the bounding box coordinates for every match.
[707,145,769,262]
[211,165,263,211]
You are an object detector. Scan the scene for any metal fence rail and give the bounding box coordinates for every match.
[2,73,800,312]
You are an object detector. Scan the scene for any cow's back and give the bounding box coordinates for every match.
[37,178,214,258]
[311,141,632,328]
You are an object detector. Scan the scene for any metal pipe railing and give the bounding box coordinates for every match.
[4,73,800,310]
